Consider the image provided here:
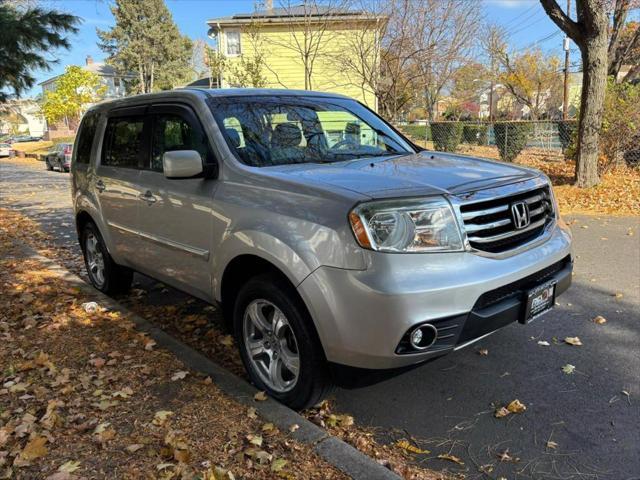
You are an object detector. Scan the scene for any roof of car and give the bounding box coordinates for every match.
[85,88,352,114]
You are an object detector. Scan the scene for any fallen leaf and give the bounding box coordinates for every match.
[271,458,288,472]
[17,436,48,463]
[437,453,464,465]
[564,336,582,346]
[497,449,513,462]
[477,348,488,356]
[219,335,234,347]
[171,371,188,381]
[57,460,81,473]
[562,364,576,374]
[153,411,174,426]
[494,407,510,418]
[395,439,430,454]
[592,315,607,324]
[246,407,258,420]
[546,440,559,449]
[288,424,299,433]
[612,293,623,299]
[537,340,550,346]
[507,399,527,414]
[254,391,268,402]
[126,444,144,453]
[246,434,263,447]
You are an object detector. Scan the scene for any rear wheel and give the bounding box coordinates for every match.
[234,274,332,410]
[81,222,132,295]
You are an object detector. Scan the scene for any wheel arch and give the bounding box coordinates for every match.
[219,254,325,356]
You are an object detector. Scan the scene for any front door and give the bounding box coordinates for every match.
[135,104,216,300]
[94,109,148,265]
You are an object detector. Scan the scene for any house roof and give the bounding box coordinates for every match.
[39,62,134,86]
[207,5,383,28]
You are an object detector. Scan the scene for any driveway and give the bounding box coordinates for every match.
[1,158,639,479]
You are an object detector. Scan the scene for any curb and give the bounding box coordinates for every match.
[23,247,401,480]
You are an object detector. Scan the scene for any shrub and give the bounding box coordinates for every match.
[399,125,431,142]
[462,124,489,145]
[431,122,463,152]
[600,79,640,167]
[493,122,532,162]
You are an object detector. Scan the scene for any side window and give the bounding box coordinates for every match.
[150,113,209,172]
[102,116,145,168]
[75,112,98,164]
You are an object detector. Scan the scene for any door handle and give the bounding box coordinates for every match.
[139,190,157,204]
[96,180,106,192]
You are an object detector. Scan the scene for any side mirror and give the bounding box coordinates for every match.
[163,150,203,179]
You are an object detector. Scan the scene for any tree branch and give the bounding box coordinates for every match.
[539,0,583,44]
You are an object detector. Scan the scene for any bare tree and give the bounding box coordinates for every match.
[263,0,349,90]
[409,0,483,120]
[482,24,508,121]
[608,0,640,81]
[540,0,608,188]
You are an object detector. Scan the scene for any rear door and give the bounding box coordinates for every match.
[94,107,149,265]
[135,103,216,299]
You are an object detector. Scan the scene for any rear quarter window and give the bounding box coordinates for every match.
[75,112,98,164]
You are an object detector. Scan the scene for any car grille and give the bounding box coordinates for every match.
[459,185,554,254]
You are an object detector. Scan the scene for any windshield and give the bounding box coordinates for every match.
[208,96,415,167]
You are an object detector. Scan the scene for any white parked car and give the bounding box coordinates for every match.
[0,143,12,157]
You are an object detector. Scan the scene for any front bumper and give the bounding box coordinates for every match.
[297,220,572,369]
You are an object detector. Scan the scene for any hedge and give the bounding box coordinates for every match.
[493,122,532,162]
[399,125,431,141]
[431,122,463,152]
[462,124,489,145]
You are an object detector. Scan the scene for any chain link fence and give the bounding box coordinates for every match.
[396,120,639,167]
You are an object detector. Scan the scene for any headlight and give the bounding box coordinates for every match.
[349,197,463,252]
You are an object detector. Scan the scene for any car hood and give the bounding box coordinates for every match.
[269,151,539,199]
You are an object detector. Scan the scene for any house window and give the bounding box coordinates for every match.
[226,30,241,56]
[113,77,120,88]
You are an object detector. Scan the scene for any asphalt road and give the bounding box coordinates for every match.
[1,158,639,480]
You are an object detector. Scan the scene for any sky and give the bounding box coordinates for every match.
[25,0,588,97]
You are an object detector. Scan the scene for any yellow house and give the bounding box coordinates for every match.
[206,4,383,111]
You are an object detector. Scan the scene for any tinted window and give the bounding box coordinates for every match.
[75,113,98,164]
[102,116,145,168]
[150,114,209,172]
[209,97,414,167]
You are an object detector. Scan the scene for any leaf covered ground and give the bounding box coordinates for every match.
[0,208,453,479]
[0,209,348,480]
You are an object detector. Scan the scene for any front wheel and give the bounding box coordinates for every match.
[45,158,53,171]
[81,222,133,295]
[234,274,332,410]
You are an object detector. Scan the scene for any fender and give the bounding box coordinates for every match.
[212,229,319,302]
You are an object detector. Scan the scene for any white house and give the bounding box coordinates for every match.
[40,56,132,100]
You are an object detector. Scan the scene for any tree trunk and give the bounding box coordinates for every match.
[576,35,607,188]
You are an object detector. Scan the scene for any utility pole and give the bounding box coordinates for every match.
[562,0,571,120]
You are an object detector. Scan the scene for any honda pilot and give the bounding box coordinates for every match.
[71,89,573,409]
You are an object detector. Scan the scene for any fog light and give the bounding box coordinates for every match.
[409,324,438,350]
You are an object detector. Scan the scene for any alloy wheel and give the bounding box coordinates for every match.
[243,299,300,393]
[85,232,105,287]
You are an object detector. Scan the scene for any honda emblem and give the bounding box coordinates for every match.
[511,202,530,229]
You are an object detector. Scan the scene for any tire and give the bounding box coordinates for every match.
[80,221,133,295]
[45,158,53,171]
[234,273,332,410]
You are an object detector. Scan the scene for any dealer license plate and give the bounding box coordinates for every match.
[522,281,556,324]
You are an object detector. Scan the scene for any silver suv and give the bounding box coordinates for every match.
[71,89,573,409]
